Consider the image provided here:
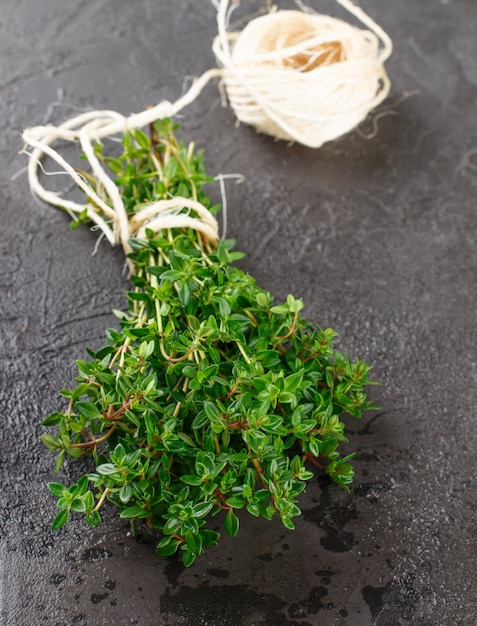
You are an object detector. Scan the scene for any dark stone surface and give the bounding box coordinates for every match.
[1,0,476,624]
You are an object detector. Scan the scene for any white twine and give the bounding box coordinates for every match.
[22,109,221,260]
[21,0,392,256]
[213,0,392,147]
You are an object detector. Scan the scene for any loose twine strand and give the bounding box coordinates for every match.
[21,0,392,258]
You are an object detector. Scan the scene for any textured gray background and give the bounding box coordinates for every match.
[1,1,476,624]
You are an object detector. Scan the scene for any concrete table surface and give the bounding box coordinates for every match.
[1,1,476,624]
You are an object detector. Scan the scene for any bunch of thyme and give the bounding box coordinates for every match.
[42,119,375,566]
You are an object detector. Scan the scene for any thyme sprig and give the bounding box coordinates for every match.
[42,119,376,566]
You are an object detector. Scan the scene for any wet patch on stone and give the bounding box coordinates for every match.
[314,569,335,587]
[354,481,391,503]
[164,554,187,589]
[315,569,334,577]
[355,451,381,463]
[134,532,153,545]
[80,547,112,562]
[160,583,313,625]
[90,592,109,604]
[104,579,116,590]
[362,572,433,625]
[362,582,388,617]
[302,479,358,552]
[288,586,330,618]
[355,411,387,436]
[207,567,230,579]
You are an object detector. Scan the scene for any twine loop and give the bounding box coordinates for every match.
[22,110,219,260]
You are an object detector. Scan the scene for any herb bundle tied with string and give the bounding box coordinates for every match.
[39,120,376,566]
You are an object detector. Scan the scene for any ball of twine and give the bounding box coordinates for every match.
[213,0,392,147]
[21,0,393,259]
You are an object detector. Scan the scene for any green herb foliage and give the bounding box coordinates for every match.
[42,119,376,566]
